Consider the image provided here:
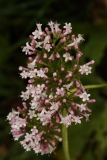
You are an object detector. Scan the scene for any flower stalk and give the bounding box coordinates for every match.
[62,108,71,160]
[84,84,107,89]
[70,84,107,93]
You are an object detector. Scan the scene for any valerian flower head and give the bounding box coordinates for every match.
[7,21,95,155]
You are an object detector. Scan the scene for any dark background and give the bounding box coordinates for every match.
[1,0,107,160]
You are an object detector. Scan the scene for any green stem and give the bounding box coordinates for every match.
[84,84,107,89]
[70,84,107,93]
[62,108,71,160]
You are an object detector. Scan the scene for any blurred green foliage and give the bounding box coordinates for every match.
[1,0,107,160]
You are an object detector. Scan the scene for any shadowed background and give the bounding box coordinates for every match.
[0,0,107,160]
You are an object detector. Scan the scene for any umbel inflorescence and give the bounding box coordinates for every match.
[7,21,95,155]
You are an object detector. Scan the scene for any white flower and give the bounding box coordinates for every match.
[45,43,52,52]
[37,69,47,78]
[33,144,41,154]
[63,52,72,62]
[47,145,56,154]
[50,102,59,111]
[20,139,31,151]
[35,41,43,48]
[76,34,84,43]
[20,70,28,79]
[63,82,73,90]
[7,109,19,121]
[37,109,52,125]
[12,129,24,141]
[11,117,26,130]
[28,69,37,78]
[40,91,47,100]
[54,22,60,32]
[36,23,42,32]
[60,114,72,127]
[82,113,90,121]
[72,116,83,124]
[36,84,45,94]
[28,110,37,119]
[32,30,42,39]
[56,87,65,96]
[78,92,90,102]
[43,35,50,46]
[28,59,37,69]
[49,94,53,99]
[22,42,34,55]
[33,94,41,100]
[31,126,38,135]
[30,99,40,110]
[48,21,54,32]
[20,91,29,101]
[79,65,92,75]
[25,133,32,142]
[63,23,72,30]
[68,34,84,47]
[77,103,87,111]
[26,84,36,95]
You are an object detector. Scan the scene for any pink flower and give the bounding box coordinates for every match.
[56,87,65,96]
[7,21,95,155]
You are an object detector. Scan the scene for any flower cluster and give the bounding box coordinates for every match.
[7,21,95,155]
